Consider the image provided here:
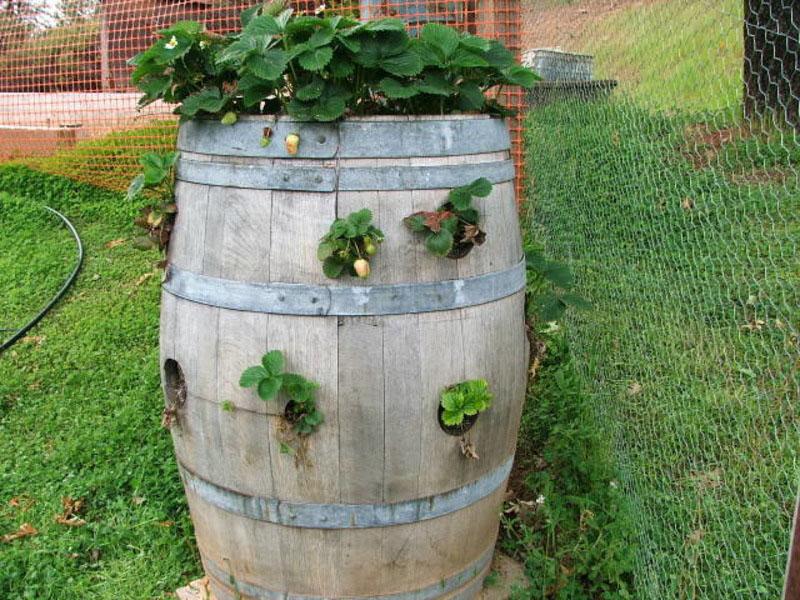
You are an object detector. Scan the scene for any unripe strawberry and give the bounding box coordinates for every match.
[221,111,237,125]
[354,259,370,278]
[285,133,300,156]
[363,238,377,256]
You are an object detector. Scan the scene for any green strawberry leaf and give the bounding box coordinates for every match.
[298,46,333,71]
[239,366,267,388]
[378,77,419,99]
[323,256,345,279]
[426,229,454,256]
[262,350,285,376]
[421,23,460,60]
[257,375,283,401]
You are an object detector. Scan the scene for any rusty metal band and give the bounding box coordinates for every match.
[162,259,525,317]
[202,546,494,600]
[180,456,512,529]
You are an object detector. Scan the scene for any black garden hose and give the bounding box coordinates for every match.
[0,206,83,354]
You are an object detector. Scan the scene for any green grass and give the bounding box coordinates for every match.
[0,202,76,332]
[572,0,743,113]
[500,328,636,599]
[0,167,197,599]
[525,99,799,598]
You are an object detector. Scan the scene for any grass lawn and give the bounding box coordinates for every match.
[573,0,744,113]
[526,98,799,598]
[0,168,197,599]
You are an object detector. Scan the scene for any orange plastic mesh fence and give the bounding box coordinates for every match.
[0,0,523,194]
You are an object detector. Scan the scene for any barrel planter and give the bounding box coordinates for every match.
[160,114,529,600]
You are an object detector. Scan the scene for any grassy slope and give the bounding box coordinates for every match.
[574,0,743,113]
[526,99,799,598]
[0,168,197,599]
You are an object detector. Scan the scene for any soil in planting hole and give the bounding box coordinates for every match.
[284,400,306,424]
[438,403,479,436]
[163,358,187,407]
[447,240,475,259]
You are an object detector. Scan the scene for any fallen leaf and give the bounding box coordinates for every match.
[134,271,155,287]
[8,495,35,511]
[681,197,694,211]
[627,381,643,396]
[157,520,175,528]
[132,496,146,506]
[459,436,479,460]
[55,516,86,527]
[162,406,178,429]
[21,335,45,346]
[104,238,126,249]
[2,523,37,543]
[740,318,765,332]
[691,467,723,491]
[55,497,87,527]
[686,528,705,545]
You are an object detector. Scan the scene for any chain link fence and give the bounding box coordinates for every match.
[522,0,798,597]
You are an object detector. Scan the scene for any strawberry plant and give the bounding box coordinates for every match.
[525,247,592,322]
[317,208,384,279]
[439,378,493,433]
[404,177,491,258]
[130,0,539,123]
[239,350,324,436]
[127,151,178,258]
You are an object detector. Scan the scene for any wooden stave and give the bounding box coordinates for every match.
[161,291,528,504]
[184,484,506,598]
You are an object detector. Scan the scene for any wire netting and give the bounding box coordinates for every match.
[0,0,525,193]
[522,0,799,597]
[1,0,798,597]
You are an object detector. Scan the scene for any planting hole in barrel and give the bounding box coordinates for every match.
[164,359,187,407]
[437,403,479,436]
[284,400,303,424]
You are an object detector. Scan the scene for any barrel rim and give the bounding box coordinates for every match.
[176,114,512,161]
[190,113,504,123]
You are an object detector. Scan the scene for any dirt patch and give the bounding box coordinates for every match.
[680,123,795,185]
[728,167,793,186]
[681,124,751,170]
[522,0,664,52]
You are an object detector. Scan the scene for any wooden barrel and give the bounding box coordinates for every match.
[160,115,529,600]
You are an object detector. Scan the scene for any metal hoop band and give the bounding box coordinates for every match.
[180,456,512,529]
[163,260,525,317]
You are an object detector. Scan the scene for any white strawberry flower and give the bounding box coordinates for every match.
[536,494,545,506]
[199,40,208,49]
[165,35,178,50]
